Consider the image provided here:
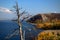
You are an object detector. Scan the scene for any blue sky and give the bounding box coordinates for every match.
[0,0,60,20]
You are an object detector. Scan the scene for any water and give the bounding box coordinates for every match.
[0,20,43,40]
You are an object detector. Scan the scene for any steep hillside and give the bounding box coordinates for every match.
[27,13,60,23]
[27,13,60,30]
[44,13,60,20]
[27,14,42,23]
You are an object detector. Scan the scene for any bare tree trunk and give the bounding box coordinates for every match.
[16,1,24,40]
[18,16,24,40]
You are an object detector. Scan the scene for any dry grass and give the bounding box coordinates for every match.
[37,30,60,40]
[36,20,60,29]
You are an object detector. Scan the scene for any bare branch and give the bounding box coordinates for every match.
[19,10,27,17]
[5,29,19,39]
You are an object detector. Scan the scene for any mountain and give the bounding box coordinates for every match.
[27,13,60,30]
[27,13,60,23]
[27,14,42,23]
[44,13,60,20]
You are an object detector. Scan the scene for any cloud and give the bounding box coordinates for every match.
[0,7,12,13]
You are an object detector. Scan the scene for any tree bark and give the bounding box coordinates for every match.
[17,15,24,40]
[16,1,24,40]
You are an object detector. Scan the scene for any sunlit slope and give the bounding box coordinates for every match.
[37,30,60,40]
[27,13,60,29]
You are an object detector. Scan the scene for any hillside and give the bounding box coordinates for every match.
[27,13,60,30]
[27,13,60,23]
[37,30,60,40]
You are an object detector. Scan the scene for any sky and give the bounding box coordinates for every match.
[0,0,60,20]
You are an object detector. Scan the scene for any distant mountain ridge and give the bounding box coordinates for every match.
[27,13,60,23]
[44,13,60,20]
